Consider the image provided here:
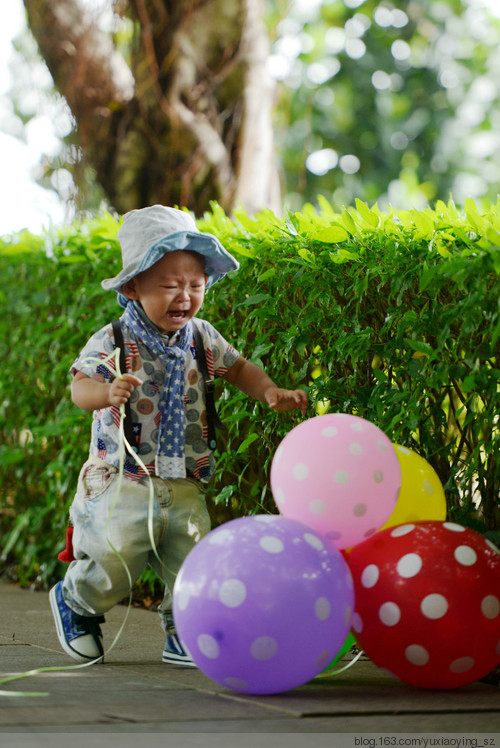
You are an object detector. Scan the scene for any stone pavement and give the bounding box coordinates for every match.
[0,579,498,745]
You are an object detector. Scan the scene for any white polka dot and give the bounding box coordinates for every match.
[486,539,500,555]
[481,595,500,619]
[454,545,477,566]
[273,487,285,505]
[421,593,448,620]
[309,499,326,514]
[274,445,284,462]
[422,480,434,496]
[327,529,342,541]
[353,503,368,517]
[251,636,277,661]
[315,597,331,621]
[390,524,415,537]
[444,522,466,532]
[377,440,388,451]
[219,579,247,608]
[197,634,220,659]
[209,529,233,544]
[405,644,429,666]
[224,677,249,690]
[379,601,401,627]
[396,446,411,455]
[304,532,324,550]
[315,650,331,668]
[449,656,475,674]
[260,536,284,554]
[351,422,364,432]
[293,462,309,481]
[176,588,190,611]
[349,442,363,456]
[361,564,379,588]
[352,612,363,633]
[322,426,338,437]
[397,553,423,579]
[373,470,384,483]
[335,470,350,484]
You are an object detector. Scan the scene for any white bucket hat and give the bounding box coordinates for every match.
[102,205,240,307]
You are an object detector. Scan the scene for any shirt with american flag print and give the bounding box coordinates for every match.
[70,317,240,483]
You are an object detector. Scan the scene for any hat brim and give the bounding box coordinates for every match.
[101,230,239,298]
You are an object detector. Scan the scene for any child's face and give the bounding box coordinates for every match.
[122,250,207,333]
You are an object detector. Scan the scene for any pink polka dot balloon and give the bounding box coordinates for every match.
[347,521,500,689]
[172,515,354,694]
[270,414,401,549]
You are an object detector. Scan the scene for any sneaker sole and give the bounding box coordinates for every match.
[162,652,197,667]
[49,585,103,664]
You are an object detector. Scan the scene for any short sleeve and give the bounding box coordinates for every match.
[70,324,117,381]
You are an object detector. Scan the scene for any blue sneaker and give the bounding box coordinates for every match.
[49,582,105,663]
[162,633,196,666]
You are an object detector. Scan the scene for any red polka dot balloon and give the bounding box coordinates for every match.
[347,521,500,689]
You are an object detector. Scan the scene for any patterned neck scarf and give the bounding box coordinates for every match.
[121,301,192,479]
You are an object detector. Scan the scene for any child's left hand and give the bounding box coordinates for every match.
[265,387,308,415]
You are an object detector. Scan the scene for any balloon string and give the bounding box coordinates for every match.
[0,690,49,698]
[0,346,163,696]
[93,349,174,577]
[315,647,364,678]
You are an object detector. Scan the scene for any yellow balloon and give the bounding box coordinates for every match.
[380,444,447,531]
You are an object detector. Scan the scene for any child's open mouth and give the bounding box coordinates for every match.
[167,310,188,321]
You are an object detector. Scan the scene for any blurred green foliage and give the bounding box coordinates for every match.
[268,0,500,210]
[0,200,499,589]
[6,0,500,219]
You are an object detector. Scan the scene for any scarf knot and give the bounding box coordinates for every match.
[121,301,192,478]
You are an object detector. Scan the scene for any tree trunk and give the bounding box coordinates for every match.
[23,0,280,216]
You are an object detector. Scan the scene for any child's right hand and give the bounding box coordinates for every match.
[109,374,143,407]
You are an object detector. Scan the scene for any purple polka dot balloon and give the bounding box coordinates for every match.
[173,515,354,694]
[270,414,402,549]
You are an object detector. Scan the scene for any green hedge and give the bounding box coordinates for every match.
[1,199,499,587]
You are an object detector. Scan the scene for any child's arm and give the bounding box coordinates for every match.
[71,371,143,411]
[223,357,308,415]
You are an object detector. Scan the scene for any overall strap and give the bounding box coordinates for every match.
[192,324,224,451]
[112,318,224,455]
[111,318,139,453]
